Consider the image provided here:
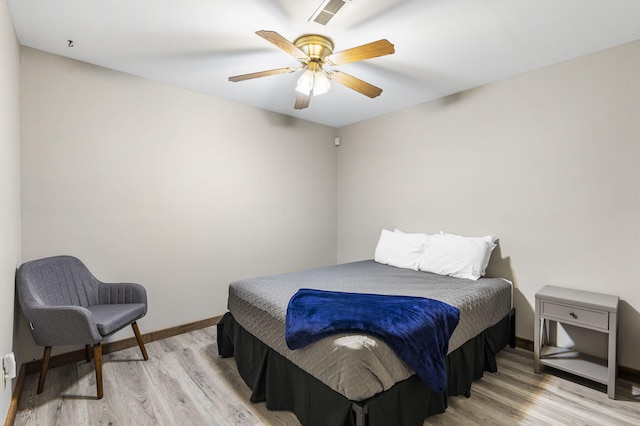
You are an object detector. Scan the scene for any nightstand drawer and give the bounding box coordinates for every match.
[541,301,609,330]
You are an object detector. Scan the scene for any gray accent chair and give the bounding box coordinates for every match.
[16,255,149,399]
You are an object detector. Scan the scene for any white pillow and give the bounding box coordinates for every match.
[374,229,429,271]
[418,232,496,280]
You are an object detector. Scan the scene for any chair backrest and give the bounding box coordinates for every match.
[16,256,101,314]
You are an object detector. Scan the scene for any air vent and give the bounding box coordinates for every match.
[309,0,350,26]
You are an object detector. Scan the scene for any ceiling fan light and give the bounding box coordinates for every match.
[313,71,331,96]
[295,69,314,95]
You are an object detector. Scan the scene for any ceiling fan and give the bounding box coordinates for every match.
[228,30,395,110]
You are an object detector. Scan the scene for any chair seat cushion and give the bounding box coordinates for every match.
[86,303,147,336]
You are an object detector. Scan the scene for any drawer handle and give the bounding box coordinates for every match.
[569,311,578,319]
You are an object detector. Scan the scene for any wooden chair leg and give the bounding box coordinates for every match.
[131,322,149,361]
[85,344,92,362]
[93,343,103,399]
[37,346,52,394]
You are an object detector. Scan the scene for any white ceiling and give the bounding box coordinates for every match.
[8,0,640,127]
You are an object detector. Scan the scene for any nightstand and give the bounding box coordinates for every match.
[534,285,619,399]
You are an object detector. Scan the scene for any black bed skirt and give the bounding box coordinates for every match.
[217,310,514,426]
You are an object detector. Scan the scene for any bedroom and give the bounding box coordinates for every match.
[1,0,640,424]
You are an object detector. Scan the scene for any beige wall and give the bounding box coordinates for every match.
[0,0,21,418]
[337,40,640,370]
[19,47,338,361]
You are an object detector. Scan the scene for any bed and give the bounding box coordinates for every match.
[217,260,514,426]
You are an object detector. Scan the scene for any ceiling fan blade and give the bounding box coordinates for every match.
[329,71,383,98]
[294,93,311,109]
[256,30,310,62]
[325,39,395,66]
[228,67,297,82]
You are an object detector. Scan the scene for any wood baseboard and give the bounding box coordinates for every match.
[3,363,25,426]
[5,315,221,426]
[515,337,534,352]
[23,316,221,375]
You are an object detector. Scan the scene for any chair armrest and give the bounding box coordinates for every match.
[98,282,147,305]
[26,305,103,347]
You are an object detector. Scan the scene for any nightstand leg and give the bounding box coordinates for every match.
[607,311,617,399]
[534,299,541,373]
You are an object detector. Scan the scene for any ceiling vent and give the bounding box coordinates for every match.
[309,0,350,26]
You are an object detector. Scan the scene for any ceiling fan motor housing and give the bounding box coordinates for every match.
[294,35,334,62]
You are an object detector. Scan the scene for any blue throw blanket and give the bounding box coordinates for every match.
[285,288,460,394]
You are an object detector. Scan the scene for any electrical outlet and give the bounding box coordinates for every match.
[2,352,16,390]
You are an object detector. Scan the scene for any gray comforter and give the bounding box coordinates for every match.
[227,260,512,401]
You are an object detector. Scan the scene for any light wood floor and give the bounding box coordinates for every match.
[14,326,640,425]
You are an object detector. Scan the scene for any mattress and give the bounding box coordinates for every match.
[227,260,512,402]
